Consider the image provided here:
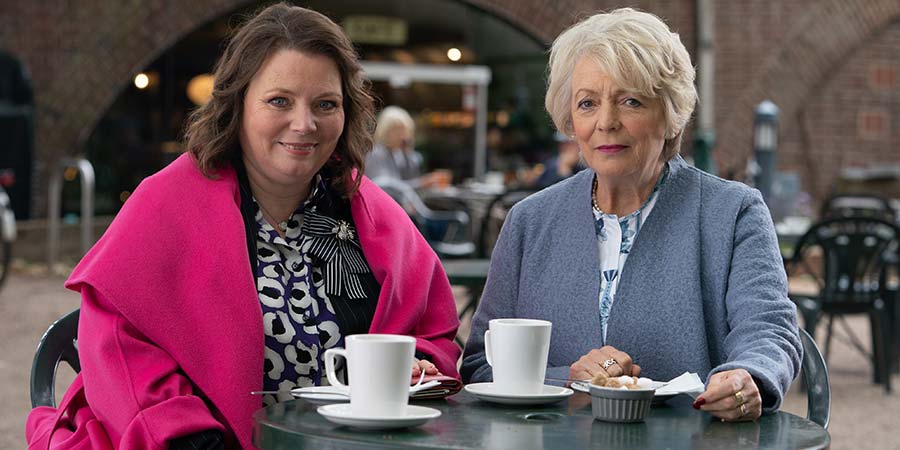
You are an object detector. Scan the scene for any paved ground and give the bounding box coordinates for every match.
[1,268,898,449]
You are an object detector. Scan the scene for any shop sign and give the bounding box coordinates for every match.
[344,16,407,45]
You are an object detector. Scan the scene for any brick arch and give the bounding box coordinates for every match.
[716,0,900,176]
[29,0,257,215]
[462,0,591,43]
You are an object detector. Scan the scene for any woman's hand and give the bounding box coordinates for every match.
[694,369,762,422]
[411,358,441,378]
[569,345,641,381]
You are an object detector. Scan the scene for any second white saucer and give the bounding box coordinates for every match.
[464,382,573,405]
[317,404,442,430]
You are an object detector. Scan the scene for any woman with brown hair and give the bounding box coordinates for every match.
[26,4,460,449]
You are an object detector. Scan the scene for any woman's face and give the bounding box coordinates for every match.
[383,123,413,152]
[570,56,667,186]
[240,49,345,192]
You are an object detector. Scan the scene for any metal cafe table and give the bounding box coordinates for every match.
[253,390,830,449]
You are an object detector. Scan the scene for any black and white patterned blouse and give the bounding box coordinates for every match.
[251,176,379,406]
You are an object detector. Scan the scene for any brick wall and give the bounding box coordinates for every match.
[1,0,898,216]
[713,0,900,209]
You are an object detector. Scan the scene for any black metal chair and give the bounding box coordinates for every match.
[30,309,81,408]
[476,189,534,258]
[821,194,900,378]
[799,328,831,429]
[787,217,897,392]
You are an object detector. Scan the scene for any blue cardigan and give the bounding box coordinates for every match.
[461,156,802,411]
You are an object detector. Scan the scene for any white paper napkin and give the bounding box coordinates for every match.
[654,372,705,398]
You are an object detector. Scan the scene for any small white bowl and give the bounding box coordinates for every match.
[588,384,656,423]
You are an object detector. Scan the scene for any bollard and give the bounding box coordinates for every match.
[47,158,94,266]
[753,100,780,207]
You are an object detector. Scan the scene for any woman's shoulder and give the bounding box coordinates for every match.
[498,169,592,239]
[365,144,391,162]
[664,157,770,236]
[514,169,592,214]
[128,154,237,209]
[667,157,760,207]
[140,153,230,190]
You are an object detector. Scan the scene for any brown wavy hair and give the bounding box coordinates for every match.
[183,2,375,196]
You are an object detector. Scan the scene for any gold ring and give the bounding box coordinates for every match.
[734,390,744,405]
[739,403,748,416]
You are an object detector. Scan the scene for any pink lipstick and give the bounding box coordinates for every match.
[596,145,627,154]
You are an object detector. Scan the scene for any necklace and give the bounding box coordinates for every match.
[256,200,290,232]
[591,165,669,214]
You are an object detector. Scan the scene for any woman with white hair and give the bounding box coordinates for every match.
[366,105,449,188]
[462,8,801,422]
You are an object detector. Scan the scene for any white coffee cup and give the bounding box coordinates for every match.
[484,318,552,395]
[324,334,416,417]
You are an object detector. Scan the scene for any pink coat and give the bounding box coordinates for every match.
[28,154,460,449]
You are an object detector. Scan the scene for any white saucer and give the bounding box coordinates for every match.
[293,380,444,404]
[317,404,441,430]
[292,386,348,404]
[464,383,573,405]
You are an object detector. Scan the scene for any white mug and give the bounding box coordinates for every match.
[484,318,552,395]
[324,334,416,417]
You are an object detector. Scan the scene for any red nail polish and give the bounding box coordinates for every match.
[693,398,706,409]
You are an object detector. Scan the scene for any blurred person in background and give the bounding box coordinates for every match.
[367,105,451,189]
[26,4,460,449]
[462,7,801,423]
[534,131,586,188]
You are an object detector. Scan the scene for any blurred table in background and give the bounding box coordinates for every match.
[421,185,504,251]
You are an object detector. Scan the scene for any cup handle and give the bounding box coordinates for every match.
[484,330,493,367]
[324,348,350,395]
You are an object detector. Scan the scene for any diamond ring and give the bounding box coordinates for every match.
[601,358,618,370]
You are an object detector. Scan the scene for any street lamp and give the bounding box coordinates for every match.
[753,100,779,206]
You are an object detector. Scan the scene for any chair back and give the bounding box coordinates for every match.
[789,217,898,306]
[477,189,534,258]
[30,309,81,408]
[374,177,475,257]
[799,328,831,429]
[821,193,896,222]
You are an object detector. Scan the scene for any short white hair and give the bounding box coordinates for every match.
[374,105,415,146]
[545,8,697,159]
